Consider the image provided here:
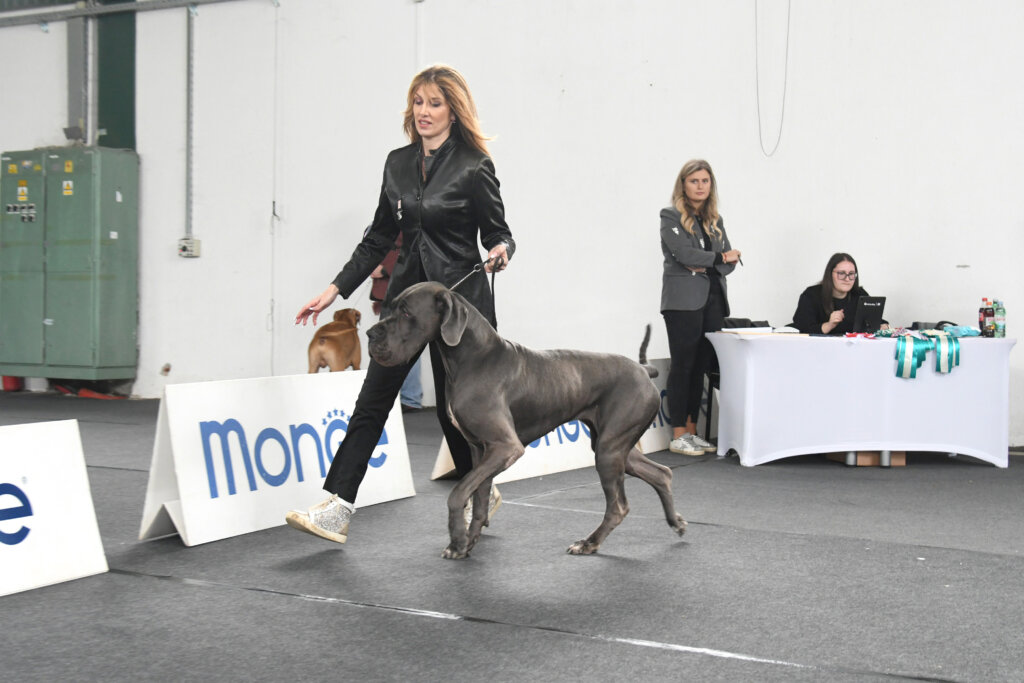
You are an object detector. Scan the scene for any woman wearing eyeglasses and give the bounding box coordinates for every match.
[791,253,882,335]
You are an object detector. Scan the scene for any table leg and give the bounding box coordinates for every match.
[880,450,891,467]
[845,451,856,466]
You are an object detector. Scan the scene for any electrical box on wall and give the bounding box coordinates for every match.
[177,236,200,257]
[0,146,139,380]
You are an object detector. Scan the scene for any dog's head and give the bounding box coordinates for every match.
[367,282,468,366]
[332,308,361,328]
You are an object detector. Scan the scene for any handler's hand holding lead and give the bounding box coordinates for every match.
[485,243,509,273]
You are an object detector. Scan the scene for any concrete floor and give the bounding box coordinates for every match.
[2,390,1023,682]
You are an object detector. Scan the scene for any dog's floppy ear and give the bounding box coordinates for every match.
[438,291,468,346]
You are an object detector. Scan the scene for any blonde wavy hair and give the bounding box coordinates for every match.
[671,159,722,239]
[402,64,490,156]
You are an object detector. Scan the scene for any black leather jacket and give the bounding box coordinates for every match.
[332,136,515,326]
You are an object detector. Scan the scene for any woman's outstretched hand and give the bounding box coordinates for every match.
[296,284,340,326]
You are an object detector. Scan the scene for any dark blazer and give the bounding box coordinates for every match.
[332,136,515,326]
[791,284,878,335]
[660,206,735,314]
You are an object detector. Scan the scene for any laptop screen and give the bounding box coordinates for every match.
[852,296,886,333]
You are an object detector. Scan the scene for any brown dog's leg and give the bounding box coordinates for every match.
[326,352,342,372]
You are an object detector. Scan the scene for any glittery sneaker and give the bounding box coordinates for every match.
[464,485,503,527]
[688,433,717,454]
[285,494,351,544]
[669,435,702,456]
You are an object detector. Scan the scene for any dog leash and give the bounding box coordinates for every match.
[449,258,500,329]
[449,261,488,292]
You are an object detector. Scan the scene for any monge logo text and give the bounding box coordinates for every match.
[199,408,389,499]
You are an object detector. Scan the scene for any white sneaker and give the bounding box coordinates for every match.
[464,485,503,527]
[688,433,717,454]
[669,435,702,456]
[285,494,352,544]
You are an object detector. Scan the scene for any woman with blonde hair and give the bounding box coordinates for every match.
[287,64,514,544]
[660,159,741,456]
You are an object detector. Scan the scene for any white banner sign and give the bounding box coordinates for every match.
[139,371,415,546]
[431,358,710,482]
[639,358,719,453]
[1,420,108,596]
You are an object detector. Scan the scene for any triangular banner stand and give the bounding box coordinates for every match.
[1,420,108,596]
[139,371,414,546]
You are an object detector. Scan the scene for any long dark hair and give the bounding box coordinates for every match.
[820,252,863,314]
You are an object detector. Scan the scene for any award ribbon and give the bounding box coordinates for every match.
[895,336,931,378]
[922,330,960,374]
[894,331,960,379]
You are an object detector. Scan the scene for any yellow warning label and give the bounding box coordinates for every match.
[18,179,27,186]
[17,187,27,200]
[62,180,74,196]
[65,160,74,173]
[6,164,15,175]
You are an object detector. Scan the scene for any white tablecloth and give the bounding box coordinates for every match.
[706,333,1016,467]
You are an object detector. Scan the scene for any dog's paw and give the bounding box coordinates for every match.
[441,544,470,560]
[670,515,687,536]
[567,540,599,555]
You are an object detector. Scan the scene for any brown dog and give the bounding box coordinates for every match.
[307,308,362,372]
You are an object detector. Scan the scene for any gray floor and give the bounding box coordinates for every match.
[2,391,1023,682]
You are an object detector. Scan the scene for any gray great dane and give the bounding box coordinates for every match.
[367,281,687,559]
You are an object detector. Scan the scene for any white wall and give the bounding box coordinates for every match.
[1,0,1021,443]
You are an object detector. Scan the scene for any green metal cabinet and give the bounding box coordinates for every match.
[0,146,138,380]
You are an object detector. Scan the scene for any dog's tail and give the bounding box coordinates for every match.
[639,324,658,378]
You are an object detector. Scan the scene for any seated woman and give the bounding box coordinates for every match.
[791,252,886,335]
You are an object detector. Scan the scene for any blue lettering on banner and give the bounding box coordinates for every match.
[0,482,33,546]
[528,420,591,449]
[200,408,390,499]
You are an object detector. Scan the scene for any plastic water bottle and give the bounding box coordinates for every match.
[994,300,1006,338]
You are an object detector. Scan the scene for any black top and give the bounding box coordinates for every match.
[332,136,515,327]
[791,284,876,335]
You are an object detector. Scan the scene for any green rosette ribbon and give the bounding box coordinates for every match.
[923,330,960,374]
[895,336,932,378]
[895,332,960,379]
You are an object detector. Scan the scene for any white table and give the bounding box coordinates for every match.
[706,333,1016,467]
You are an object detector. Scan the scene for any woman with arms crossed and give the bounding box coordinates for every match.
[660,160,741,457]
[287,65,514,544]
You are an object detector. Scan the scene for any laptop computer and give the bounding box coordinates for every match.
[852,296,886,333]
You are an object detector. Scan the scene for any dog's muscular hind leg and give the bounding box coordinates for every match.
[625,446,687,535]
[567,445,629,555]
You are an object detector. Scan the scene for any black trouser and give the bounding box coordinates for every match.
[662,278,726,428]
[323,342,472,503]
